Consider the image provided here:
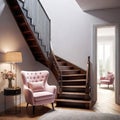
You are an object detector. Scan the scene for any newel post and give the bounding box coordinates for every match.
[86,56,91,94]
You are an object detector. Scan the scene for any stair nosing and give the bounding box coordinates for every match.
[60,92,88,95]
[61,79,86,82]
[56,99,91,104]
[61,74,86,77]
[62,85,86,88]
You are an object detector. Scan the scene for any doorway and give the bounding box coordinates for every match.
[96,25,116,106]
[97,26,115,84]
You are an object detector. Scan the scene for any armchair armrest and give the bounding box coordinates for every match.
[23,85,34,104]
[45,84,57,94]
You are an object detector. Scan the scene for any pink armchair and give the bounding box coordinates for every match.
[99,72,114,88]
[21,70,57,114]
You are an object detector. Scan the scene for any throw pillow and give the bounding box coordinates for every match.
[28,81,44,92]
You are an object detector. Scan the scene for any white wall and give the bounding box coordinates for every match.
[40,0,120,69]
[0,0,57,112]
[40,0,120,104]
[40,0,106,69]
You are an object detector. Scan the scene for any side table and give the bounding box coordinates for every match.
[4,87,21,114]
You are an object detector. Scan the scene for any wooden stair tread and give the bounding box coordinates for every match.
[61,79,86,82]
[56,99,91,104]
[59,66,73,69]
[61,74,86,77]
[62,85,86,88]
[59,65,72,67]
[61,69,80,72]
[60,92,88,95]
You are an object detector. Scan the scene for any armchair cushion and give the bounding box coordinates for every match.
[28,81,44,92]
[34,91,53,102]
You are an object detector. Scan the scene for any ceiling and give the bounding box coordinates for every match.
[76,0,120,11]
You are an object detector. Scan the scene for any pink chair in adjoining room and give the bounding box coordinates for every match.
[21,70,57,114]
[99,72,114,88]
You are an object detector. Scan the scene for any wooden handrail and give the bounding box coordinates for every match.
[86,56,91,94]
[50,50,61,80]
[49,49,62,93]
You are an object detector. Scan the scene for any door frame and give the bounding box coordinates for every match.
[92,23,120,104]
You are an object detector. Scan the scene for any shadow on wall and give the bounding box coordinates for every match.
[86,8,120,23]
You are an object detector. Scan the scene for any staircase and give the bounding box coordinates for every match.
[6,0,92,109]
[55,56,91,108]
[6,0,49,66]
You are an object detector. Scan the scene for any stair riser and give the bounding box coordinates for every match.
[62,87,85,92]
[62,81,86,86]
[58,94,90,100]
[61,71,81,75]
[62,76,86,80]
[56,101,90,109]
[58,62,67,66]
[59,66,74,70]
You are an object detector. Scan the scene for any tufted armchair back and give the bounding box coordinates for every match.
[21,70,49,88]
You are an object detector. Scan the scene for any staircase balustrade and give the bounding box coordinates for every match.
[49,50,62,93]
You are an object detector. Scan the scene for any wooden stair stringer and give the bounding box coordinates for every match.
[6,0,49,67]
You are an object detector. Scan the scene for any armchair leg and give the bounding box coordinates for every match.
[26,103,29,109]
[51,103,54,110]
[33,106,35,114]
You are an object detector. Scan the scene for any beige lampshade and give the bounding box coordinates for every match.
[4,51,22,63]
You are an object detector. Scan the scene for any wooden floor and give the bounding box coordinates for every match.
[0,85,120,120]
[93,84,120,114]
